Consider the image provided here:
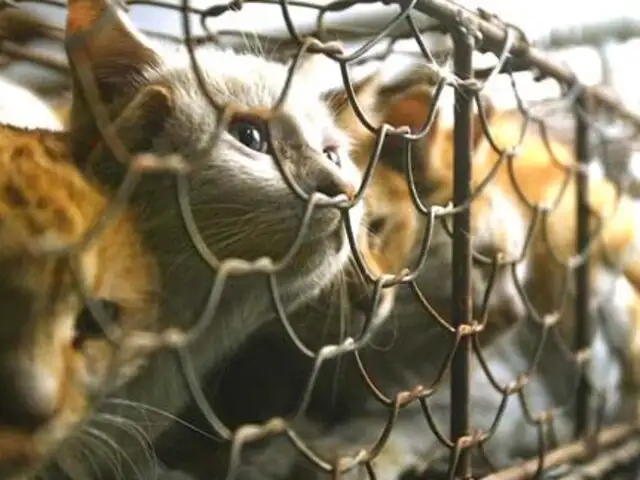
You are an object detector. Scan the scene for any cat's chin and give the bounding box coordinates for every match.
[286,203,364,300]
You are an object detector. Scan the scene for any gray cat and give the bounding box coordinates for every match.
[151,67,638,480]
[47,0,384,478]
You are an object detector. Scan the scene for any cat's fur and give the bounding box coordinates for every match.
[150,68,489,480]
[157,67,640,479]
[323,69,640,477]
[0,122,160,479]
[55,0,390,477]
[434,103,640,408]
[376,68,640,374]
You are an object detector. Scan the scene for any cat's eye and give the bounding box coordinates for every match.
[323,146,341,168]
[369,216,387,237]
[228,117,268,153]
[72,300,121,348]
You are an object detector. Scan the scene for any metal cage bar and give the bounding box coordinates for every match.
[573,92,591,441]
[449,27,475,480]
[2,0,640,479]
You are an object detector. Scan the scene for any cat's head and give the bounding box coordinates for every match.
[370,66,511,258]
[334,65,510,328]
[308,63,423,323]
[374,67,545,334]
[375,67,496,206]
[64,0,368,309]
[323,67,422,275]
[318,63,496,278]
[377,76,545,264]
[0,125,160,478]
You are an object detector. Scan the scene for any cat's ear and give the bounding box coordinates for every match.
[324,72,383,136]
[383,83,495,152]
[68,83,174,174]
[64,0,173,167]
[382,85,439,137]
[378,84,443,185]
[65,0,162,102]
[109,84,174,150]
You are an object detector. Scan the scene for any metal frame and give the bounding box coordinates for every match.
[3,0,640,478]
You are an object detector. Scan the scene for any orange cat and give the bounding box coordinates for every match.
[247,68,640,480]
[332,68,501,338]
[313,71,423,330]
[377,70,640,404]
[149,66,465,480]
[0,122,162,479]
[326,72,420,278]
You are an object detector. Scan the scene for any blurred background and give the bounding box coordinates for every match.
[3,0,640,183]
[14,0,640,101]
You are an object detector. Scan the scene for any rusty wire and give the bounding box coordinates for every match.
[3,0,640,479]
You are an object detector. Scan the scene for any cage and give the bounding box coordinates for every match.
[1,0,640,478]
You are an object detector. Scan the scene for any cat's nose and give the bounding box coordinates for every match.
[0,359,59,431]
[313,168,356,201]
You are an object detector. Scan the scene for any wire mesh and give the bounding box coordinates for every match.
[2,0,640,479]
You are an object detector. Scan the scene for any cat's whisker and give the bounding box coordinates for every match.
[238,29,252,56]
[266,37,284,62]
[241,24,265,59]
[91,413,156,470]
[193,210,288,235]
[189,203,256,212]
[327,277,351,408]
[165,247,200,278]
[205,229,255,253]
[193,206,305,226]
[347,254,369,291]
[84,427,147,480]
[239,28,255,58]
[104,398,219,441]
[195,215,269,233]
[200,224,303,251]
[201,218,301,256]
[74,433,113,479]
[255,28,265,58]
[74,429,123,478]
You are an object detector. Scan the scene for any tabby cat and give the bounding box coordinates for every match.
[0,121,162,479]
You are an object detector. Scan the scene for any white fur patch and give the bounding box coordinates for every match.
[0,77,62,130]
[473,186,529,318]
[592,267,634,351]
[473,186,527,261]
